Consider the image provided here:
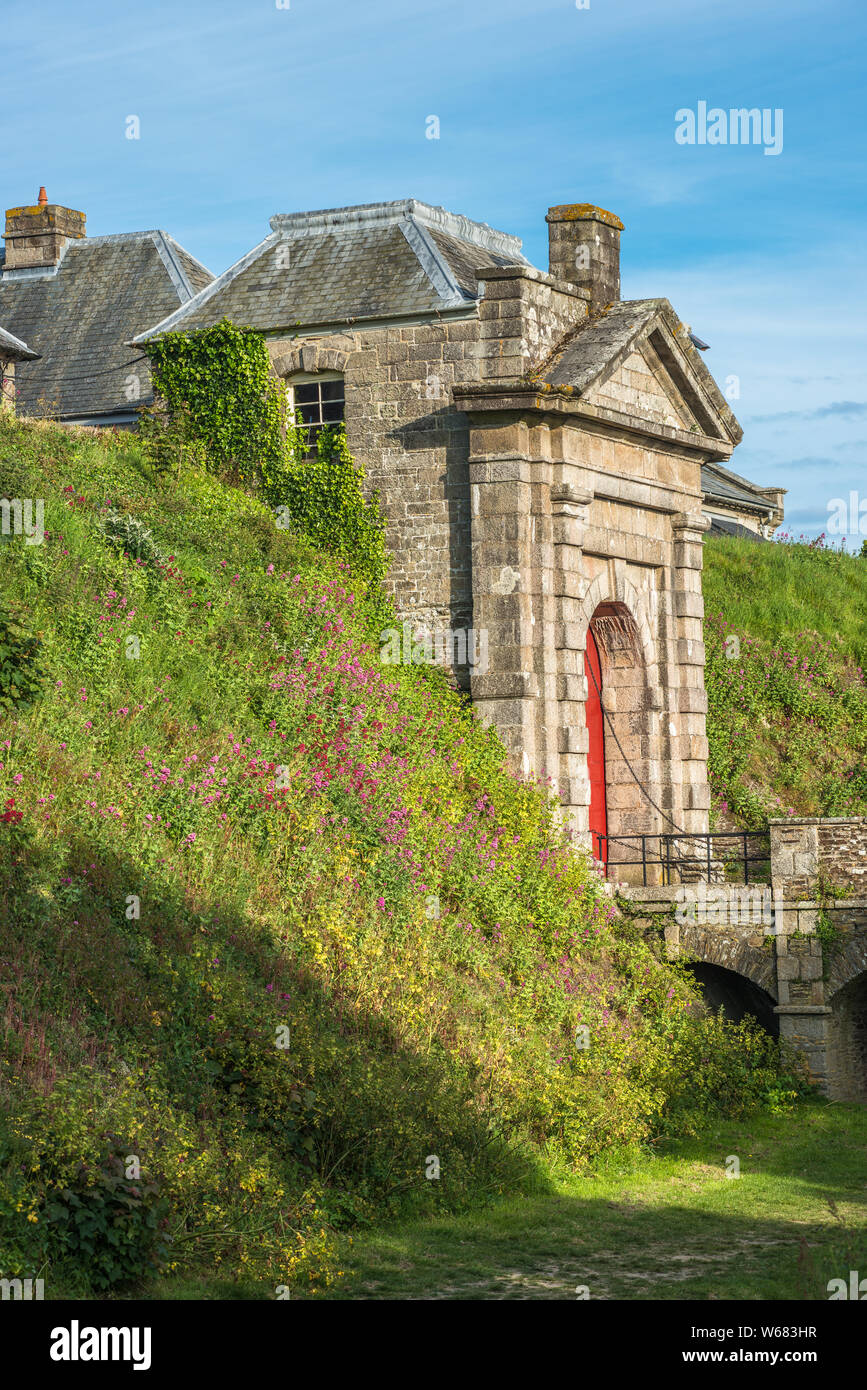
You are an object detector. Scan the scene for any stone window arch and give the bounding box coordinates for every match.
[272,344,351,458]
[285,370,345,457]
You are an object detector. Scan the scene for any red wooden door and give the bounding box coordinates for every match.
[584,627,608,864]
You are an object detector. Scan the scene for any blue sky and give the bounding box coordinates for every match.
[3,0,865,544]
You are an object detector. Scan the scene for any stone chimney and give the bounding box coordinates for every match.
[3,191,86,272]
[546,203,623,312]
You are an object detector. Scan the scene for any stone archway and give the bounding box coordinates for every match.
[678,921,778,999]
[684,961,779,1035]
[827,964,867,1103]
[577,570,658,686]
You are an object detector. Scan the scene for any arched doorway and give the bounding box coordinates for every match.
[584,626,607,865]
[583,600,660,876]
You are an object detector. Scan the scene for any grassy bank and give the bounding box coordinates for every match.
[703,533,867,825]
[0,415,813,1298]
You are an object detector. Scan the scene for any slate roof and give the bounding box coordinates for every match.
[135,199,528,342]
[706,515,766,540]
[700,461,783,525]
[0,324,39,360]
[537,299,662,393]
[426,227,519,298]
[0,231,213,421]
[701,459,775,514]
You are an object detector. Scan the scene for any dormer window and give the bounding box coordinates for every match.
[286,371,345,457]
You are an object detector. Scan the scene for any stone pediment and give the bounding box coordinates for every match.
[532,297,743,450]
[580,341,701,434]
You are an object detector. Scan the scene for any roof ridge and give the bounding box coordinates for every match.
[150,231,195,303]
[159,233,214,283]
[399,216,468,309]
[133,232,277,342]
[71,230,167,245]
[269,198,527,261]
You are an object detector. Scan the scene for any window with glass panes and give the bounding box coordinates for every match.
[287,374,345,456]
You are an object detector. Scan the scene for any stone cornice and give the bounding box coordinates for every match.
[453,380,734,459]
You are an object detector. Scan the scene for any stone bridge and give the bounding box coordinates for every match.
[619,817,867,1102]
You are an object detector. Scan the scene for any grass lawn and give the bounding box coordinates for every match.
[703,534,867,670]
[313,1100,867,1301]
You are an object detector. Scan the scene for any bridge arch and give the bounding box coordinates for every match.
[684,961,779,1035]
[678,922,778,999]
[826,936,867,1000]
[678,923,779,1035]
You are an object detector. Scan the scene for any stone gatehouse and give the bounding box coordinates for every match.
[135,196,764,856]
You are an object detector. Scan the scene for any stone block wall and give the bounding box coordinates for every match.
[1,356,15,411]
[768,819,867,1097]
[770,817,867,898]
[818,818,867,891]
[268,268,590,659]
[476,266,588,380]
[269,317,484,641]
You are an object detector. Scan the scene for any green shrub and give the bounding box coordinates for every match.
[266,422,389,594]
[0,602,44,712]
[136,400,210,479]
[99,509,167,569]
[43,1135,172,1291]
[142,318,286,479]
[648,1009,810,1135]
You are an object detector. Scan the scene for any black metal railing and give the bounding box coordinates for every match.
[592,830,771,886]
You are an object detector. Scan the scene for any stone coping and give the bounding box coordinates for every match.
[546,204,625,231]
[773,1005,831,1015]
[476,264,591,298]
[769,816,867,826]
[614,885,867,909]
